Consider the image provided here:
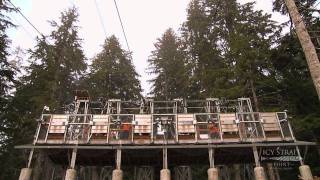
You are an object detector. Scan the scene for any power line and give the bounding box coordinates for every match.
[113,0,130,52]
[94,0,107,37]
[8,0,45,38]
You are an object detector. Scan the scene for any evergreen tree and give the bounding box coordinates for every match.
[273,0,317,26]
[25,7,86,111]
[0,7,87,179]
[270,34,320,179]
[84,35,141,100]
[148,28,189,100]
[227,2,281,110]
[182,0,281,108]
[181,0,228,98]
[0,0,16,106]
[0,0,21,179]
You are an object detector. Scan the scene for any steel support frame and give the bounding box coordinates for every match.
[70,148,77,169]
[115,148,122,170]
[174,166,192,180]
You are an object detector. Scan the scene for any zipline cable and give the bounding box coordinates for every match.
[113,0,130,52]
[8,0,45,38]
[94,0,107,37]
[11,16,35,40]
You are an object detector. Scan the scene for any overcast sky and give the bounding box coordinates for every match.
[8,0,288,96]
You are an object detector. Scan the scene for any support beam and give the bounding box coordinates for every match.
[208,148,218,180]
[160,169,170,180]
[208,148,215,168]
[116,149,122,170]
[112,169,123,180]
[112,149,123,180]
[19,168,32,180]
[252,146,266,180]
[161,147,170,180]
[252,146,260,167]
[163,148,168,169]
[134,166,154,180]
[65,148,77,180]
[295,146,313,180]
[19,148,34,180]
[254,167,266,180]
[65,169,77,180]
[70,148,77,169]
[174,166,192,180]
[207,168,218,180]
[27,149,34,168]
[299,165,313,180]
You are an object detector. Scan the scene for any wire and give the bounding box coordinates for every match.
[11,16,35,40]
[314,1,320,9]
[297,0,320,15]
[8,0,45,38]
[94,0,107,37]
[113,0,130,52]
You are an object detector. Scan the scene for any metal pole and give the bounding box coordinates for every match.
[163,148,168,169]
[252,146,260,167]
[116,149,122,170]
[209,148,215,168]
[70,148,77,169]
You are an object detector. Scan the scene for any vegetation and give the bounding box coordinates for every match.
[83,35,141,100]
[0,0,319,179]
[148,28,189,100]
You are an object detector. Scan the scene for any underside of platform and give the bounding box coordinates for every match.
[16,141,315,167]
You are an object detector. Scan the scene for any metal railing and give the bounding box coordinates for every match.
[35,112,294,144]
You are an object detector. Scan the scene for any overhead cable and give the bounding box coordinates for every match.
[94,0,107,37]
[8,0,45,38]
[113,0,130,52]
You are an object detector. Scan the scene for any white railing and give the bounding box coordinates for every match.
[35,112,295,144]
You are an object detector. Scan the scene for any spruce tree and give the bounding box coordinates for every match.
[227,2,281,110]
[84,35,141,100]
[182,0,281,108]
[25,7,86,111]
[0,1,26,179]
[0,0,15,102]
[148,28,189,100]
[0,7,87,179]
[181,0,237,98]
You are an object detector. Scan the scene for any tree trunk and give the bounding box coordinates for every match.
[284,0,320,100]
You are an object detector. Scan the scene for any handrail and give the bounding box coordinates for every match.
[37,111,291,144]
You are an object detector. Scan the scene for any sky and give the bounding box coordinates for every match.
[7,0,288,96]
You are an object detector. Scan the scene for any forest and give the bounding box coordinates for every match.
[0,0,320,179]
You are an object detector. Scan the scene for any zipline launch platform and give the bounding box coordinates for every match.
[16,90,316,180]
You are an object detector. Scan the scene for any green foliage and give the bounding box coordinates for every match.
[25,7,86,110]
[273,0,318,27]
[83,35,142,100]
[0,7,87,179]
[0,0,16,98]
[0,0,319,179]
[148,28,189,99]
[181,0,282,110]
